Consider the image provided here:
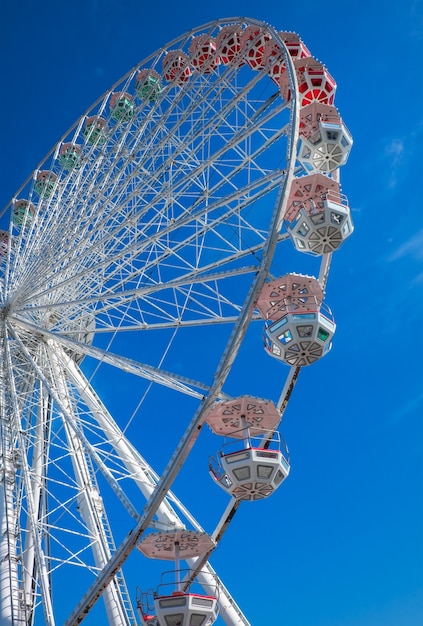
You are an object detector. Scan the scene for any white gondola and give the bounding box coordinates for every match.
[154,592,218,626]
[110,92,134,122]
[34,169,58,196]
[137,531,219,626]
[209,427,290,501]
[287,194,353,255]
[83,116,108,145]
[285,173,353,255]
[162,51,192,84]
[188,35,219,72]
[12,199,35,226]
[297,102,353,172]
[257,274,336,366]
[135,69,162,101]
[0,231,10,256]
[206,396,289,500]
[58,142,82,169]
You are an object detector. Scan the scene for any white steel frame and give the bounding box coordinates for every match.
[0,17,338,626]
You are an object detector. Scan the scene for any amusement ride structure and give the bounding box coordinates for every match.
[0,17,353,626]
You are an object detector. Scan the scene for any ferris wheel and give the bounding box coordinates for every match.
[0,17,353,626]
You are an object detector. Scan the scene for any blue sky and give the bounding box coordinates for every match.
[1,1,423,625]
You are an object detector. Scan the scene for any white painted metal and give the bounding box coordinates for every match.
[0,16,332,626]
[47,343,130,626]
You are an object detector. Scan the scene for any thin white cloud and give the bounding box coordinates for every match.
[379,121,423,191]
[389,228,423,262]
[389,392,423,426]
[385,138,405,189]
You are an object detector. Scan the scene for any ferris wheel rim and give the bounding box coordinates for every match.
[0,15,354,626]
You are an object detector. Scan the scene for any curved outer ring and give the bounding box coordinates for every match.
[61,16,300,625]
